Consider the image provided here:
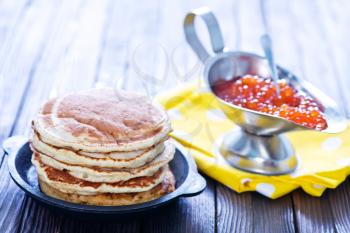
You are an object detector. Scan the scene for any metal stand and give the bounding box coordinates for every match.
[219,128,297,175]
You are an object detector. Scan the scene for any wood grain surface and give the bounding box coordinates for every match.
[0,0,350,232]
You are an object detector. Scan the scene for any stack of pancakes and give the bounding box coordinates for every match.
[30,89,176,206]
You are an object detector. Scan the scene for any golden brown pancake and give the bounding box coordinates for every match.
[32,89,171,152]
[30,131,166,168]
[30,141,174,183]
[38,168,175,206]
[32,153,170,194]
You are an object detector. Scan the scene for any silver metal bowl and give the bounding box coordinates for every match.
[184,7,347,175]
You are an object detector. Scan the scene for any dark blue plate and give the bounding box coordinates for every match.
[5,138,206,217]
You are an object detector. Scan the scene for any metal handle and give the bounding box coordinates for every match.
[184,7,225,63]
[180,171,206,197]
[2,135,27,155]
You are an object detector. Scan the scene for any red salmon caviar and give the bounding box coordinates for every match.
[213,75,327,130]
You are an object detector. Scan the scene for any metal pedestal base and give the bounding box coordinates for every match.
[219,128,297,175]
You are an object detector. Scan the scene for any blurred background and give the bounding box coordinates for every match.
[0,0,349,137]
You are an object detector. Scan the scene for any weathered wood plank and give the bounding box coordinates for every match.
[0,0,29,45]
[0,157,27,232]
[60,217,102,233]
[293,190,335,233]
[0,1,64,231]
[316,0,350,117]
[93,0,130,89]
[0,0,58,151]
[122,0,164,95]
[253,194,295,233]
[217,185,253,233]
[48,0,110,96]
[18,197,63,233]
[288,0,345,114]
[98,219,141,233]
[328,178,350,233]
[142,177,215,233]
[262,0,302,78]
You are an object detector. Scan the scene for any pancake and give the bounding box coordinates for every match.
[32,154,169,195]
[32,89,171,153]
[30,133,166,168]
[38,168,175,206]
[31,142,175,182]
[30,88,176,206]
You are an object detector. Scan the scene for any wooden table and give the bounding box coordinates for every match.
[1,0,350,232]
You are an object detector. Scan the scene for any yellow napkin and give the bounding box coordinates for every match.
[157,81,350,199]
